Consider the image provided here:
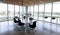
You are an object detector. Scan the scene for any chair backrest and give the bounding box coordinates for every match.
[29,17,33,21]
[18,20,25,26]
[14,16,20,23]
[23,16,26,19]
[33,21,37,26]
[14,16,19,21]
[52,17,55,19]
[29,21,37,28]
[18,20,22,25]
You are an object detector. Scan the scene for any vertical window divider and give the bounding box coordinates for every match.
[43,0,45,35]
[38,4,39,20]
[22,6,23,20]
[30,6,31,17]
[50,0,53,34]
[7,3,9,34]
[33,5,34,18]
[14,4,15,18]
[13,4,15,32]
[21,0,24,21]
[0,19,1,33]
[19,2,20,19]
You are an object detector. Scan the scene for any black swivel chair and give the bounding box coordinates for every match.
[18,16,26,26]
[29,17,34,23]
[13,16,20,30]
[13,16,20,23]
[18,20,25,26]
[18,20,25,31]
[23,16,26,19]
[52,17,55,19]
[29,17,33,21]
[29,21,37,32]
[44,16,48,18]
[29,21,37,29]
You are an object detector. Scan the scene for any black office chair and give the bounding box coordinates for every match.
[29,21,37,32]
[29,21,37,29]
[44,16,48,18]
[13,16,20,23]
[52,17,55,19]
[29,17,33,21]
[18,20,25,31]
[13,16,20,31]
[23,16,26,19]
[18,20,25,26]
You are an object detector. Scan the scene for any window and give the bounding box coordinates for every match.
[44,3,52,22]
[8,4,14,21]
[53,1,60,24]
[30,6,34,18]
[15,5,19,17]
[39,4,44,20]
[0,3,7,22]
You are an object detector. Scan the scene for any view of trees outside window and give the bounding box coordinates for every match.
[0,3,7,22]
[0,3,25,22]
[8,4,14,21]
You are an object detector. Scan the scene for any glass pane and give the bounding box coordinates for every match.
[53,1,60,24]
[23,6,26,14]
[8,4,14,31]
[0,3,8,33]
[44,3,52,22]
[39,4,44,20]
[20,6,23,19]
[8,4,14,21]
[34,5,38,19]
[15,5,19,17]
[0,3,7,22]
[30,6,33,18]
[20,6,23,20]
[58,18,60,24]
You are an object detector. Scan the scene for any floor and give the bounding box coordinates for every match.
[0,21,60,35]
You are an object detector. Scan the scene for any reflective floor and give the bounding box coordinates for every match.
[0,20,60,35]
